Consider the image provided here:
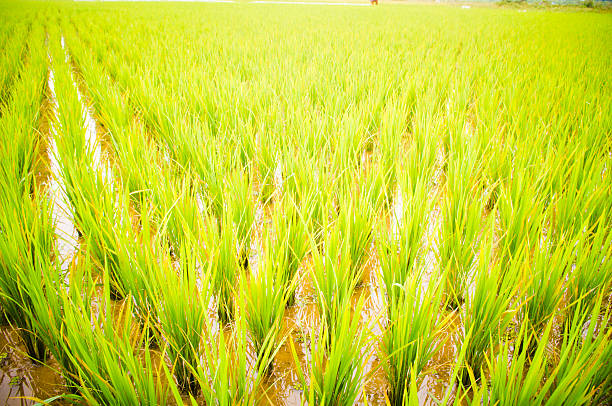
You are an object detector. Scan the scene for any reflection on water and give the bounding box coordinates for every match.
[0,328,66,406]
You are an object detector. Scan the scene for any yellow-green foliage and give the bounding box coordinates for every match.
[0,1,610,405]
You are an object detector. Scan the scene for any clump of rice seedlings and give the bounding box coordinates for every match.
[336,182,375,279]
[310,217,360,344]
[155,175,205,255]
[85,187,132,300]
[377,173,429,303]
[18,240,96,394]
[520,232,572,353]
[282,148,329,241]
[194,293,277,404]
[281,146,331,217]
[361,160,388,212]
[378,100,407,202]
[441,75,474,160]
[281,145,310,200]
[201,144,226,220]
[226,169,255,269]
[117,127,161,208]
[303,172,331,245]
[153,239,208,395]
[270,194,310,305]
[149,111,206,179]
[257,132,277,204]
[231,121,256,170]
[59,276,181,405]
[291,296,372,406]
[407,96,440,183]
[531,293,611,405]
[108,201,175,349]
[280,148,330,252]
[330,111,363,182]
[565,214,611,323]
[459,232,519,386]
[468,298,611,406]
[464,295,612,406]
[483,139,514,210]
[437,149,484,309]
[465,318,555,405]
[243,232,292,374]
[497,169,545,271]
[0,188,54,363]
[204,209,242,324]
[381,273,446,406]
[547,147,608,240]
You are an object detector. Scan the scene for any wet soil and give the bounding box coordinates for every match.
[0,328,67,406]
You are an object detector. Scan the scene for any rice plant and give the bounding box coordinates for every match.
[377,99,407,203]
[0,189,55,363]
[459,230,520,386]
[291,296,372,406]
[270,194,310,305]
[243,232,292,374]
[550,293,612,405]
[201,143,227,221]
[226,169,255,269]
[467,293,612,406]
[468,301,611,405]
[157,175,206,256]
[257,132,277,204]
[437,145,484,309]
[59,280,182,405]
[152,239,209,395]
[377,172,429,303]
[565,214,612,322]
[112,202,163,337]
[520,231,572,353]
[464,318,555,405]
[336,181,376,279]
[548,146,609,241]
[381,273,447,405]
[195,292,278,405]
[407,94,440,183]
[497,169,545,271]
[204,209,242,324]
[310,216,360,344]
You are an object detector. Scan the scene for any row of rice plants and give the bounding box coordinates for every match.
[0,23,53,364]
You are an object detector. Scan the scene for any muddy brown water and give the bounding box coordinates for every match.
[0,327,67,406]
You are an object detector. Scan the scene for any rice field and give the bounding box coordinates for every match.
[0,0,611,405]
